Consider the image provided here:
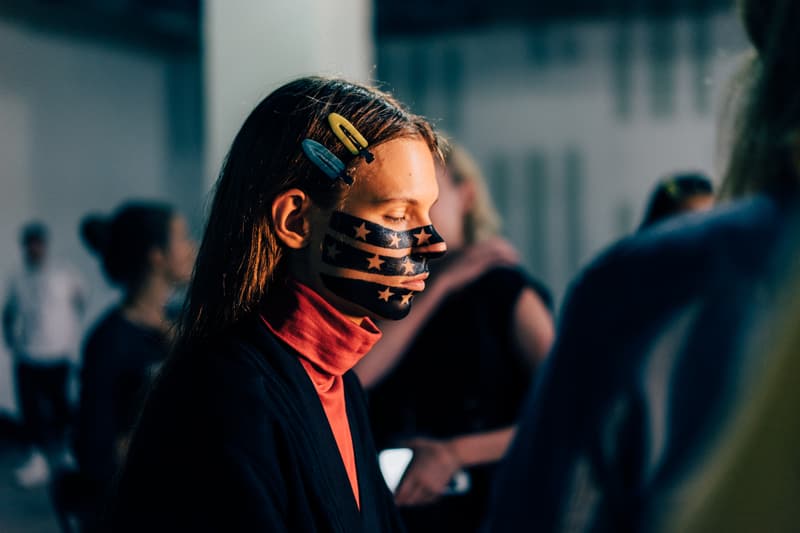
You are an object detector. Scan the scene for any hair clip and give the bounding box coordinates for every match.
[328,113,375,163]
[302,139,354,185]
[664,180,680,199]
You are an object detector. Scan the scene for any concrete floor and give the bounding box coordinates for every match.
[0,444,61,533]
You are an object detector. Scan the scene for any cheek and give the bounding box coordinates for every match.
[170,243,195,278]
[430,203,460,245]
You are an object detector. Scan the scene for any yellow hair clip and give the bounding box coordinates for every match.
[664,180,680,199]
[328,113,374,163]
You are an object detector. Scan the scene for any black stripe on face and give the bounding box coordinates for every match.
[329,211,445,251]
[320,274,415,320]
[321,235,428,276]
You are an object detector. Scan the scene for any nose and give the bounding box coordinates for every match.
[410,225,447,260]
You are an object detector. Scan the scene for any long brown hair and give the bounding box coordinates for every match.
[176,77,439,356]
[719,0,800,199]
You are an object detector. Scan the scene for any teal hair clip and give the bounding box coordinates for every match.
[301,139,354,185]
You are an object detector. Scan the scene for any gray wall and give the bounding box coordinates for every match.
[377,12,748,301]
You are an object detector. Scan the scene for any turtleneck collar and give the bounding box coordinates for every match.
[261,279,379,509]
[260,279,382,377]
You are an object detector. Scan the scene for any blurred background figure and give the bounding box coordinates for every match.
[356,142,554,532]
[668,0,800,529]
[639,172,714,229]
[2,222,85,488]
[484,0,800,530]
[51,202,194,533]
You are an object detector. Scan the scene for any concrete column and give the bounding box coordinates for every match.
[203,0,373,190]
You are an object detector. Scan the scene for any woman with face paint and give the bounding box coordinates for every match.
[108,77,443,533]
[355,143,555,532]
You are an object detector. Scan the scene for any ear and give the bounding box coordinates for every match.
[272,188,313,249]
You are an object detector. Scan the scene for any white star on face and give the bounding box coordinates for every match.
[366,254,385,271]
[354,223,371,241]
[400,293,414,306]
[326,243,340,260]
[377,287,394,302]
[401,257,415,275]
[388,232,401,248]
[413,228,432,245]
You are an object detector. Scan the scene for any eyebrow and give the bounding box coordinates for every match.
[371,197,420,206]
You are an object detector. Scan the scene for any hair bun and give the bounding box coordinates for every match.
[80,215,111,255]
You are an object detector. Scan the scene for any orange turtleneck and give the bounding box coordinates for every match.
[261,280,381,509]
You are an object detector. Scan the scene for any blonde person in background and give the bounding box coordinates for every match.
[356,142,554,533]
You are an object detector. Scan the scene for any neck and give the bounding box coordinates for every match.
[289,263,368,326]
[123,274,172,331]
[25,261,44,272]
[261,279,382,376]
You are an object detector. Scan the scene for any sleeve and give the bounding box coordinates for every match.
[481,266,555,374]
[480,266,554,316]
[69,267,88,315]
[2,276,19,352]
[75,333,118,483]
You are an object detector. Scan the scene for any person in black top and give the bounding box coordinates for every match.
[63,202,195,531]
[356,143,555,532]
[108,77,449,532]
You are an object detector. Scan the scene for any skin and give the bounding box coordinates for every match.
[273,136,440,324]
[356,161,555,507]
[122,215,196,332]
[23,239,46,270]
[678,193,715,215]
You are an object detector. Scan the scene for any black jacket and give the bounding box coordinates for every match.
[110,317,404,532]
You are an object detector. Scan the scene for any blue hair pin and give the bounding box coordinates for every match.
[301,139,354,185]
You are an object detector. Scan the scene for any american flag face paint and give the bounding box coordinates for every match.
[320,211,447,319]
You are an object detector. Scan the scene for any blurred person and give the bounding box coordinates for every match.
[484,0,800,531]
[356,143,554,532]
[63,201,194,530]
[2,222,86,488]
[639,172,714,230]
[109,77,445,532]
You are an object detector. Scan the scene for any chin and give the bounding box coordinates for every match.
[319,274,417,322]
[331,293,412,322]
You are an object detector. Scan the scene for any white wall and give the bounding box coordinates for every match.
[203,0,373,188]
[378,12,749,301]
[0,18,204,415]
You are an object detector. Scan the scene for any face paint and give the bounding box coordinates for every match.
[320,211,446,319]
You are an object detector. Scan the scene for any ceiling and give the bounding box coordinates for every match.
[0,0,735,51]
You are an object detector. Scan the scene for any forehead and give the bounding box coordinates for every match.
[343,137,437,206]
